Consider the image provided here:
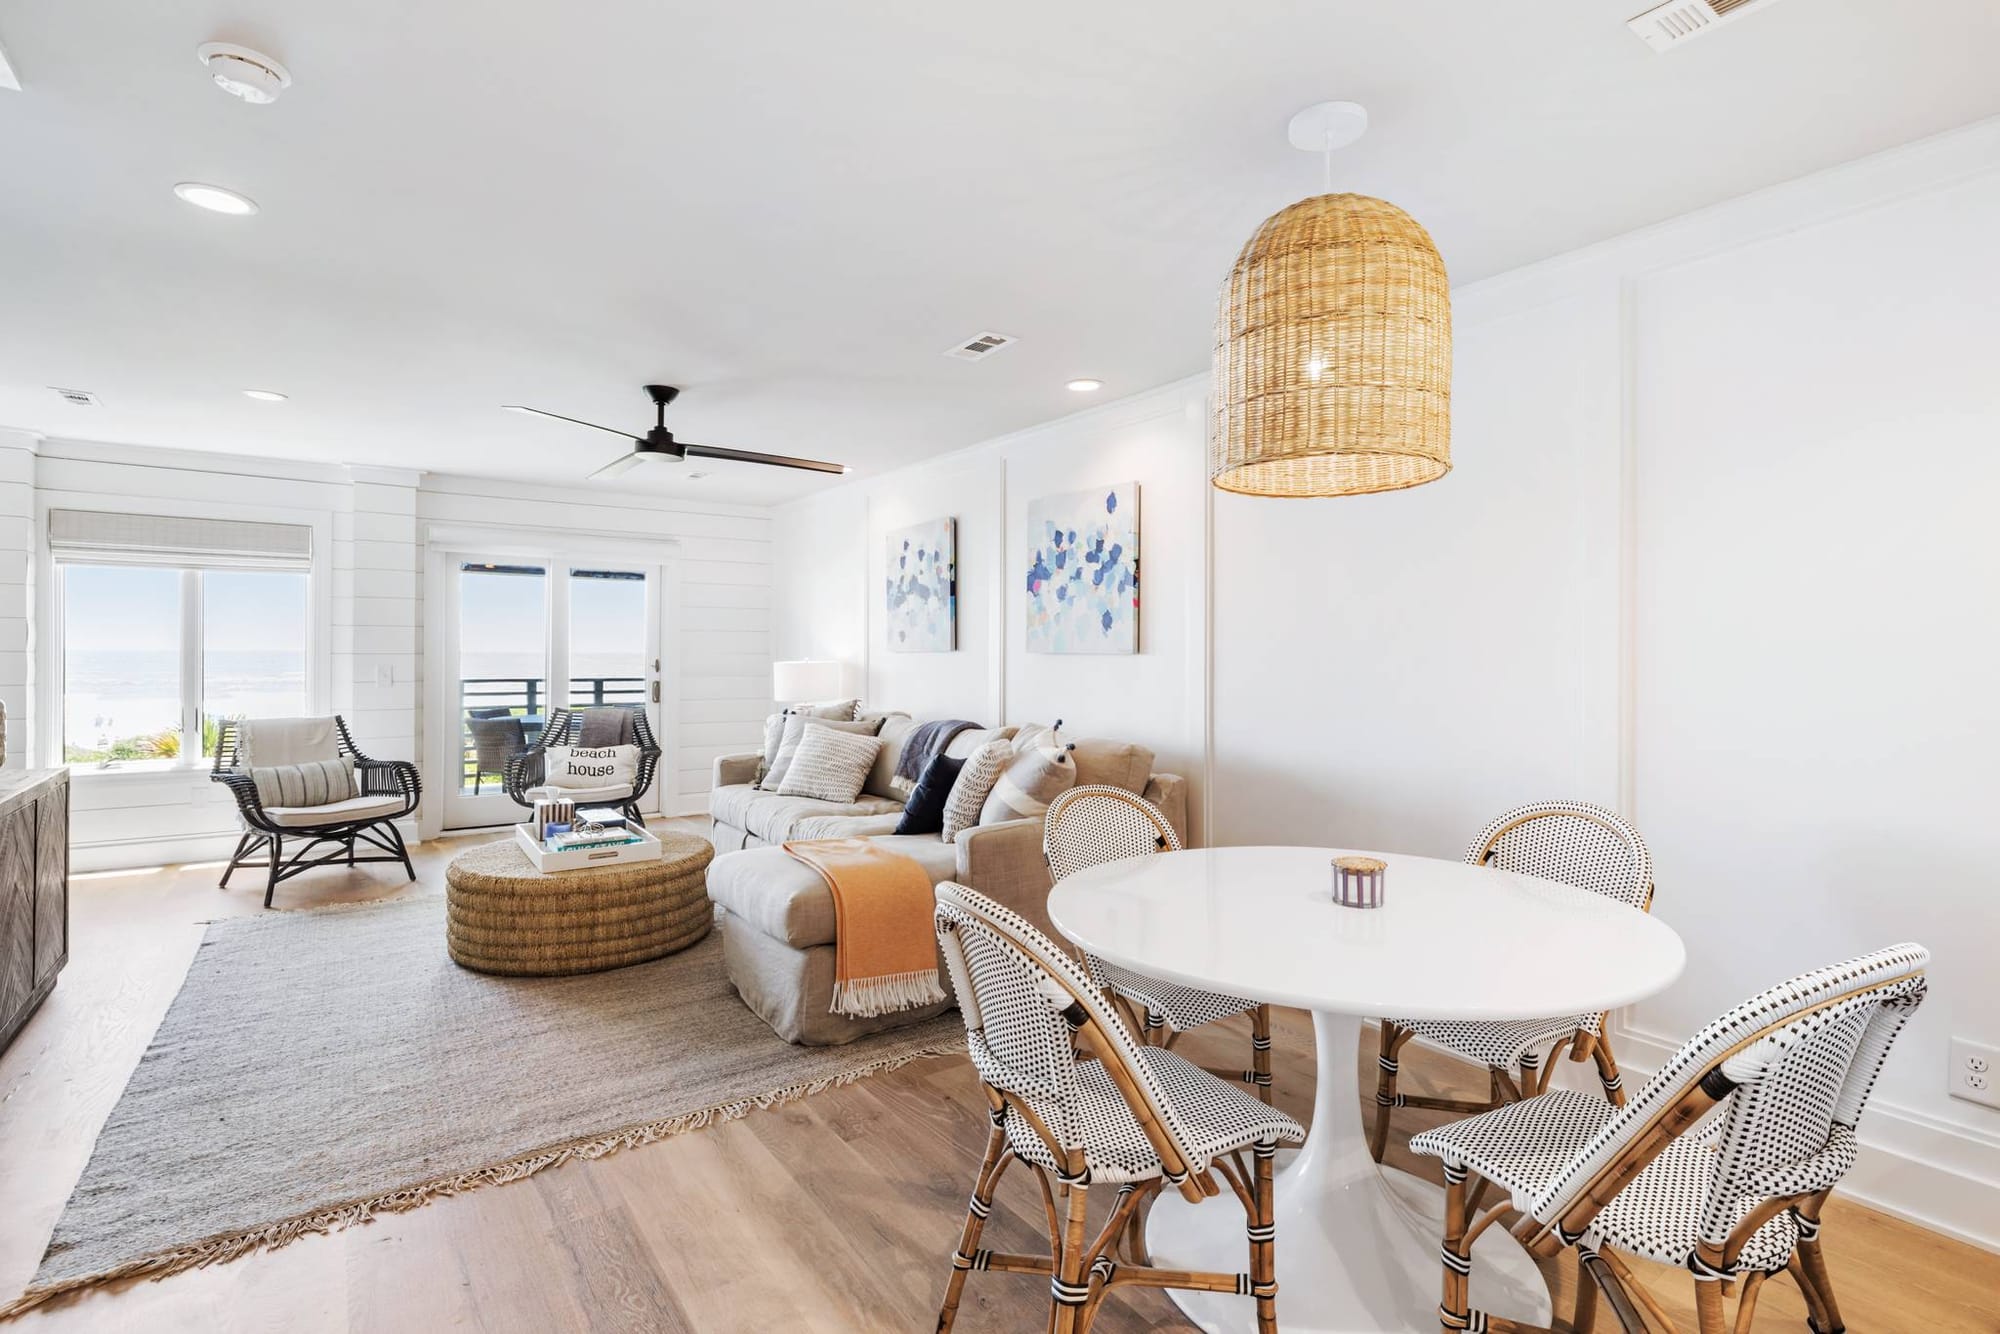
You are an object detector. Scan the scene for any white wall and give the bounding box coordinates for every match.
[771,118,2000,1247]
[0,439,773,867]
[773,381,1210,840]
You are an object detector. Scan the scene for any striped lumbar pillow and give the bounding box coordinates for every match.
[775,725,882,803]
[979,738,1076,826]
[249,758,358,808]
[940,738,1014,843]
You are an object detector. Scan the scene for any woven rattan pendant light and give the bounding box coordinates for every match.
[1212,104,1451,497]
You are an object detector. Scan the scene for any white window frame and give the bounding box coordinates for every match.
[36,492,334,777]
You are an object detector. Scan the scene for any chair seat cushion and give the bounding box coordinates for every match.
[706,837,957,948]
[1095,960,1258,1033]
[262,794,406,828]
[527,783,634,805]
[1391,1012,1602,1069]
[1007,1047,1304,1184]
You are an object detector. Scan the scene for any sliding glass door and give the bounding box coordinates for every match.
[442,554,662,830]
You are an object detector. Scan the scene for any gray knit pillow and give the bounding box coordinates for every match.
[763,715,883,792]
[940,738,1013,843]
[774,726,882,803]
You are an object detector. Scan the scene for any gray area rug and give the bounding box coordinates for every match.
[8,895,964,1316]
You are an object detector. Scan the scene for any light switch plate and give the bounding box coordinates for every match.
[1948,1037,2000,1110]
[374,664,393,687]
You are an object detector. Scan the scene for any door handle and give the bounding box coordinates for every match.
[650,680,661,704]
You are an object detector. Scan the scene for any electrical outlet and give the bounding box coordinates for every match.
[1948,1038,2000,1110]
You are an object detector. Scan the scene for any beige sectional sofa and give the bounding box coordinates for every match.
[706,713,1187,1044]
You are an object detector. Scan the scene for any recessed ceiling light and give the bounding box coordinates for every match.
[174,182,258,215]
[242,389,287,401]
[1066,378,1103,393]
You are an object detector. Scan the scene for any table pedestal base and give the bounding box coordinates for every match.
[1146,1011,1553,1334]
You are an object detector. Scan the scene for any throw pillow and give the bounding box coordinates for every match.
[980,741,1077,826]
[249,758,358,809]
[543,743,639,791]
[792,699,860,721]
[774,726,881,803]
[756,711,787,784]
[763,715,884,792]
[940,738,1013,843]
[894,752,964,836]
[1069,738,1156,794]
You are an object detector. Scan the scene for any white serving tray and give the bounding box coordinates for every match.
[514,822,663,873]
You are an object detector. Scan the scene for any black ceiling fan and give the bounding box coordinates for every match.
[501,384,848,481]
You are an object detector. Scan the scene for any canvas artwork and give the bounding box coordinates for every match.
[1025,482,1139,654]
[884,517,957,652]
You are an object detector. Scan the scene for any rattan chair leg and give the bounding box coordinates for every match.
[1569,1249,1600,1333]
[1693,1277,1729,1334]
[938,1119,1011,1334]
[383,818,417,881]
[1729,1272,1767,1334]
[1371,1022,1408,1163]
[219,832,255,889]
[1250,1005,1274,1104]
[1591,1034,1627,1107]
[1439,1166,1474,1333]
[1050,1157,1093,1334]
[1251,1140,1278,1334]
[1794,1217,1846,1333]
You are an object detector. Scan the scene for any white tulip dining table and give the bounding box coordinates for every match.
[1047,845,1686,1334]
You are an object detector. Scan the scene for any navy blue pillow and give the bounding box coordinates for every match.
[894,752,965,836]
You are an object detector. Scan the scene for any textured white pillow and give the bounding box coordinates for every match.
[941,738,1014,843]
[774,726,882,803]
[979,743,1077,826]
[544,744,639,790]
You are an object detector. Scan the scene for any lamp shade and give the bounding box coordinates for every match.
[772,659,842,703]
[1211,192,1451,497]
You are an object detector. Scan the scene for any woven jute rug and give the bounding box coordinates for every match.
[5,894,963,1317]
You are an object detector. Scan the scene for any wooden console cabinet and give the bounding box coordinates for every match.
[0,769,69,1054]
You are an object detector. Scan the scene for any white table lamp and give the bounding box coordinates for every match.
[772,659,842,703]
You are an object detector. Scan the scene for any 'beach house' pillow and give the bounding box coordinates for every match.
[544,744,639,791]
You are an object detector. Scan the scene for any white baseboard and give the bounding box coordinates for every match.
[1612,1023,2000,1255]
[71,818,424,876]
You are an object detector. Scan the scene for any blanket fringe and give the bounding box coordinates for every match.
[830,968,949,1019]
[0,1034,965,1321]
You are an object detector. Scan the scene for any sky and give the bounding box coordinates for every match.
[63,566,308,654]
[459,565,646,665]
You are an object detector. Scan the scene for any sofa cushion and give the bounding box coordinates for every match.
[708,838,958,949]
[1070,737,1156,794]
[942,725,1017,760]
[263,793,404,828]
[712,782,904,843]
[864,714,920,799]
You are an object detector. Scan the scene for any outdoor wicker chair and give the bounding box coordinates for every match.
[211,715,420,907]
[932,881,1305,1334]
[465,713,527,794]
[1410,942,1927,1334]
[502,705,660,824]
[1045,785,1275,1102]
[1372,800,1655,1162]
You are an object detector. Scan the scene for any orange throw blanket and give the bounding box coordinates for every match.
[782,838,947,1018]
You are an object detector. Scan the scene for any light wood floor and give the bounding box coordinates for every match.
[2,824,1994,1332]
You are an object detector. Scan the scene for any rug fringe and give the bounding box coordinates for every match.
[0,1034,965,1321]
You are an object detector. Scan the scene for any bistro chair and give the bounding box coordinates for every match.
[211,715,420,907]
[1410,942,1927,1334]
[1371,800,1654,1161]
[1044,785,1275,1101]
[503,705,661,824]
[932,882,1304,1334]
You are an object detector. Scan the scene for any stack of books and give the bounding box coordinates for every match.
[547,826,643,853]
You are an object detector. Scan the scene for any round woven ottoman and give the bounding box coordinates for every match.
[445,832,714,976]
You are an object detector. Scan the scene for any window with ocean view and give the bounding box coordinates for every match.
[61,564,309,766]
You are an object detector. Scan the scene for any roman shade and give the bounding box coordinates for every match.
[48,508,313,570]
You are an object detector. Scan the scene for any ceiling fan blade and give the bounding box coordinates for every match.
[681,443,848,476]
[587,452,646,480]
[502,404,643,442]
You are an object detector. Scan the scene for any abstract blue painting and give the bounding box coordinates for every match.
[1025,483,1138,654]
[885,517,956,652]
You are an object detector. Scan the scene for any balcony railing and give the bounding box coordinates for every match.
[459,676,646,791]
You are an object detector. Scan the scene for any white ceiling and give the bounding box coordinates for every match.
[2,1,1997,505]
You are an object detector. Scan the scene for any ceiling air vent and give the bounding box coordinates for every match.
[943,331,1017,362]
[1628,0,1783,51]
[49,386,100,406]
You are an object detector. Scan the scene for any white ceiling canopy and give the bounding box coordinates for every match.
[1,1,1997,503]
